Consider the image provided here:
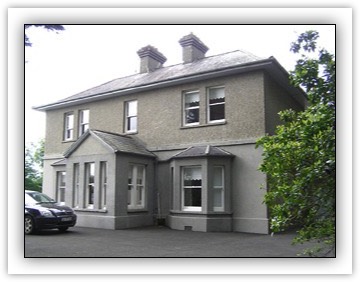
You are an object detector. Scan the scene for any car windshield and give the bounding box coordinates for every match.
[25,192,56,205]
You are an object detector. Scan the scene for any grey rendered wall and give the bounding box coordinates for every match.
[264,73,305,135]
[222,144,269,234]
[44,71,266,156]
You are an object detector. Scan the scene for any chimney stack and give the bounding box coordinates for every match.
[137,45,167,73]
[179,33,209,63]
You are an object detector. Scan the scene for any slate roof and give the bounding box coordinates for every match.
[172,145,234,159]
[63,130,155,158]
[34,50,268,110]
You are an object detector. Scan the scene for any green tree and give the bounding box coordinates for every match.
[256,31,335,256]
[25,140,45,192]
[25,24,65,46]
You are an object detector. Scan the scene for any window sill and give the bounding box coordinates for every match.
[170,210,232,216]
[123,131,138,135]
[62,140,76,143]
[74,208,108,213]
[180,120,227,130]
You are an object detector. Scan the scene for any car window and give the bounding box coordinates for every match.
[25,192,55,204]
[25,193,37,205]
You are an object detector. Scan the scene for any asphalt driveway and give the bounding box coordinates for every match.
[24,225,334,257]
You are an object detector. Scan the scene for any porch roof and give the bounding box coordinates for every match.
[171,145,234,159]
[63,130,155,158]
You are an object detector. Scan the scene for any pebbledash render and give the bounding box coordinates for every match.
[34,34,306,233]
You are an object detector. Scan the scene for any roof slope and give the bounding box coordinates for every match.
[34,50,266,110]
[64,130,155,158]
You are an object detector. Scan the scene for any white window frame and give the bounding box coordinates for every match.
[182,166,202,212]
[63,112,74,141]
[100,161,107,209]
[212,166,225,212]
[85,162,95,209]
[56,171,66,205]
[207,86,225,123]
[128,164,146,209]
[125,100,138,133]
[79,109,90,137]
[183,90,200,126]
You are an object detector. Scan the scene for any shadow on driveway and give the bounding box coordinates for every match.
[25,225,334,258]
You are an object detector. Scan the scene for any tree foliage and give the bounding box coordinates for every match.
[256,31,335,256]
[25,24,65,46]
[25,140,45,192]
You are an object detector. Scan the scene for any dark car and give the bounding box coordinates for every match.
[25,190,77,234]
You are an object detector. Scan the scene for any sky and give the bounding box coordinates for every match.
[25,24,335,144]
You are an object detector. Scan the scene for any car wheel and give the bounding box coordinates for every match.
[25,215,35,235]
[58,227,68,232]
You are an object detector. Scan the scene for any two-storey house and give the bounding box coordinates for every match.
[34,34,306,234]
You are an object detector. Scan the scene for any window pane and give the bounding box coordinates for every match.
[81,110,89,123]
[183,167,202,186]
[136,186,143,205]
[67,114,74,128]
[73,164,79,207]
[184,188,201,207]
[128,166,133,184]
[127,101,137,116]
[128,186,131,205]
[209,103,225,121]
[185,108,199,124]
[184,92,200,125]
[185,93,199,108]
[213,167,224,187]
[137,166,144,185]
[209,88,225,103]
[59,172,66,186]
[127,116,137,131]
[213,188,223,208]
[59,188,65,202]
[88,185,94,204]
